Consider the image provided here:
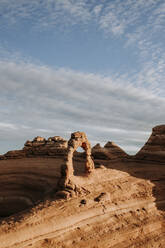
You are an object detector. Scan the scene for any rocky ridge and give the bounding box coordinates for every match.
[135,124,165,162]
[92,141,128,160]
[0,136,68,160]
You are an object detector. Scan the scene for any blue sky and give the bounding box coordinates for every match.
[0,0,165,154]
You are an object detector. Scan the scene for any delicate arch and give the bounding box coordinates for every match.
[61,131,95,186]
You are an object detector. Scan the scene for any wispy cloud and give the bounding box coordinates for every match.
[1,1,164,62]
[97,0,165,71]
[1,1,165,63]
[0,0,91,29]
[0,60,164,154]
[1,1,163,35]
[0,1,164,154]
[0,122,18,130]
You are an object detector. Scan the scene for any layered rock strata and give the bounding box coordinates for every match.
[92,141,128,160]
[0,136,68,160]
[0,128,164,247]
[60,131,95,187]
[0,158,61,218]
[0,162,164,248]
[135,125,165,162]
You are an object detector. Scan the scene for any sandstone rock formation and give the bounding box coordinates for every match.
[0,127,164,248]
[0,156,164,248]
[92,141,128,160]
[135,125,165,162]
[104,141,128,157]
[0,136,68,159]
[60,131,95,186]
[0,150,26,159]
[92,143,111,160]
[24,136,67,149]
[0,157,62,218]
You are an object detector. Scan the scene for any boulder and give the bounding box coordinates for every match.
[33,136,45,142]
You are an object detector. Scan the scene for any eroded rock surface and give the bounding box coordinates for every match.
[135,125,165,162]
[0,136,68,160]
[60,131,95,187]
[92,141,128,160]
[0,159,164,248]
[0,127,164,248]
[0,158,62,218]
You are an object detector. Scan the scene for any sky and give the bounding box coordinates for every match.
[0,0,165,154]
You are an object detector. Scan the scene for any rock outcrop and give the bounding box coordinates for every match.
[0,128,164,248]
[0,136,68,159]
[135,125,165,162]
[24,136,67,149]
[0,136,129,162]
[0,157,164,248]
[92,141,128,160]
[1,150,26,159]
[92,143,111,160]
[60,131,95,187]
[104,141,128,157]
[0,157,61,218]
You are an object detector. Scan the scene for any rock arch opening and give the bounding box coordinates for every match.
[60,132,95,186]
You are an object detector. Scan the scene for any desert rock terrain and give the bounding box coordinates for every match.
[92,141,128,160]
[135,125,165,162]
[0,126,164,248]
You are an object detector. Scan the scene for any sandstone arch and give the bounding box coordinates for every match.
[61,131,95,186]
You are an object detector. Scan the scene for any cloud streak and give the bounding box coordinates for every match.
[0,60,164,154]
[1,1,165,85]
[0,1,164,154]
[1,0,165,77]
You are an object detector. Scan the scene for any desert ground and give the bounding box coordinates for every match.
[0,126,164,248]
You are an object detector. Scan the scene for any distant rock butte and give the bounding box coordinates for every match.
[135,125,165,162]
[0,136,68,159]
[1,125,165,163]
[92,141,128,160]
[0,135,130,161]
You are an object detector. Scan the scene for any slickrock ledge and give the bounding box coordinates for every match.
[0,127,164,248]
[0,159,164,248]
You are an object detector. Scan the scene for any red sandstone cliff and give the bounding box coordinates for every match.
[135,125,165,162]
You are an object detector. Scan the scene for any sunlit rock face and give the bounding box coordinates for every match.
[0,136,68,160]
[135,125,165,162]
[0,127,164,248]
[24,136,68,157]
[60,131,95,186]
